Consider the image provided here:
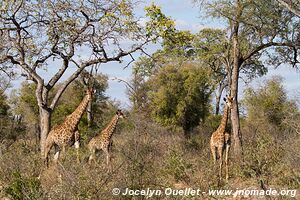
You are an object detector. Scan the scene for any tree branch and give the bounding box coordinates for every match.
[84,45,144,67]
[277,0,300,17]
[47,59,69,89]
[242,41,299,62]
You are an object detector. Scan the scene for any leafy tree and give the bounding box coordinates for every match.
[52,75,108,128]
[0,89,9,116]
[130,28,267,117]
[277,0,300,17]
[0,0,172,155]
[149,63,214,138]
[243,77,298,128]
[10,82,39,138]
[193,28,268,115]
[0,86,20,145]
[127,8,194,113]
[193,29,230,111]
[196,0,300,160]
[11,75,108,143]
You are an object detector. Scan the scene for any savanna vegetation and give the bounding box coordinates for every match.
[0,0,300,199]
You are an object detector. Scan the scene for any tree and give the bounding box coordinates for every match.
[128,9,192,113]
[0,1,169,155]
[193,28,268,115]
[243,76,299,131]
[11,75,108,140]
[149,63,214,138]
[197,0,300,160]
[277,0,300,17]
[0,88,12,147]
[0,89,9,116]
[131,27,267,117]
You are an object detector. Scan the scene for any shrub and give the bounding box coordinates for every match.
[5,171,42,200]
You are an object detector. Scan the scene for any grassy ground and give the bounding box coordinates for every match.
[0,115,299,199]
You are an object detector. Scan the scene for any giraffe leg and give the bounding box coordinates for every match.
[44,141,53,168]
[218,147,223,181]
[104,148,111,172]
[210,145,217,165]
[74,130,80,163]
[61,146,66,161]
[53,144,60,165]
[225,144,230,181]
[88,148,96,165]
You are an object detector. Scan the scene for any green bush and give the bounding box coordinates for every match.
[149,63,214,136]
[5,171,42,200]
[163,149,193,183]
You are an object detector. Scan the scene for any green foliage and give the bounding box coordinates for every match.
[145,3,176,40]
[194,28,267,82]
[16,82,39,117]
[149,63,213,134]
[0,88,18,142]
[162,30,195,56]
[202,114,223,132]
[194,28,228,64]
[51,81,85,126]
[242,133,284,179]
[0,89,9,116]
[145,3,194,57]
[243,76,298,127]
[237,77,300,186]
[10,75,108,140]
[9,82,39,134]
[5,171,42,200]
[52,77,108,132]
[202,0,299,68]
[164,149,193,183]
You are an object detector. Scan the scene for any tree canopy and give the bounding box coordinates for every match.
[149,63,214,137]
[0,0,175,154]
[243,77,298,127]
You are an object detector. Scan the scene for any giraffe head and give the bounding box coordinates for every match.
[116,109,125,119]
[223,95,234,109]
[86,88,96,97]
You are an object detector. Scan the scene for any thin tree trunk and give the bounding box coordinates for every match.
[184,129,191,139]
[39,107,51,157]
[87,100,93,127]
[230,61,243,161]
[230,0,243,161]
[215,82,227,115]
[215,95,221,115]
[231,29,243,161]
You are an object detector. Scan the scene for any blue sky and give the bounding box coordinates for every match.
[101,0,215,107]
[102,0,300,107]
[10,0,300,108]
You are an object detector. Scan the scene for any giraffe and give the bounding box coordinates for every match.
[210,95,233,181]
[87,109,124,169]
[44,88,94,167]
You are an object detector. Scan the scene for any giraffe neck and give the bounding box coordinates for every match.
[103,115,119,139]
[65,94,92,129]
[216,104,229,133]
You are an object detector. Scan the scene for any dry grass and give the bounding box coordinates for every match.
[0,114,299,199]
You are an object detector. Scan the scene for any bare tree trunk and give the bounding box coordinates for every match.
[87,100,93,127]
[39,107,51,157]
[215,82,227,115]
[215,95,221,115]
[230,0,243,161]
[230,60,243,161]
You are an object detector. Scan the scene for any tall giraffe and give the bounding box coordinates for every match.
[210,95,233,181]
[44,88,94,166]
[87,109,124,169]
